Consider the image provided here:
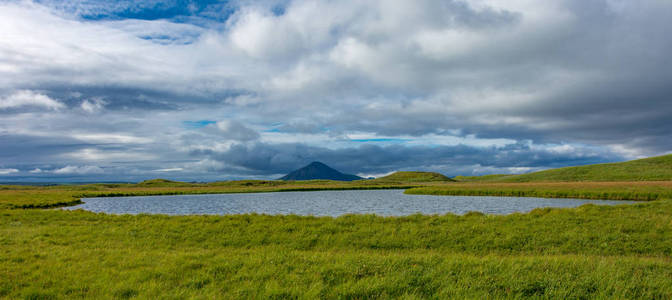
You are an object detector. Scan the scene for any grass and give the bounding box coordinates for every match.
[452,154,672,182]
[405,181,672,201]
[2,199,672,298]
[2,161,672,298]
[453,174,514,182]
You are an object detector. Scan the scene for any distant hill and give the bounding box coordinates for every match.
[455,154,672,182]
[136,179,195,187]
[279,162,363,181]
[373,171,454,182]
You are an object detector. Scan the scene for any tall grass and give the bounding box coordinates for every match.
[2,199,672,298]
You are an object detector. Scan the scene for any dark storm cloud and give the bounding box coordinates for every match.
[192,141,620,177]
[0,134,87,164]
[183,120,260,142]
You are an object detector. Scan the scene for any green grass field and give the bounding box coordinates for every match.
[2,198,672,299]
[3,155,672,298]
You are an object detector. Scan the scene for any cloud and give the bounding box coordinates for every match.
[0,0,671,181]
[206,120,260,141]
[0,168,19,175]
[153,168,184,172]
[71,134,153,144]
[80,98,107,113]
[52,165,104,174]
[63,148,155,161]
[0,90,65,110]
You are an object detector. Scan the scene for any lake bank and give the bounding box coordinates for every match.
[3,180,670,209]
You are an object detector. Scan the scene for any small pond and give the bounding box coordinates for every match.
[63,189,636,216]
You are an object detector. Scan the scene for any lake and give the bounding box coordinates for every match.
[63,189,635,216]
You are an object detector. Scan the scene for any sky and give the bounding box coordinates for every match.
[1,0,671,182]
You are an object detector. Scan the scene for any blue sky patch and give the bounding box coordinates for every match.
[36,0,235,24]
[183,120,216,129]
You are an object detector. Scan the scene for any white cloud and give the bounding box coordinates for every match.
[0,168,19,175]
[80,98,107,113]
[0,90,64,110]
[71,134,153,144]
[63,148,155,161]
[357,170,396,179]
[52,165,104,174]
[29,168,43,173]
[153,168,184,172]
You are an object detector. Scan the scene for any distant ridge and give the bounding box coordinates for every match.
[279,162,363,181]
[137,179,194,187]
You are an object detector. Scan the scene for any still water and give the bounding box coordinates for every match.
[64,189,635,216]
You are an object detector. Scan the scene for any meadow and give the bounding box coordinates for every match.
[2,196,672,299]
[3,156,672,298]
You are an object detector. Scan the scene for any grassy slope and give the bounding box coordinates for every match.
[453,154,672,182]
[371,171,454,183]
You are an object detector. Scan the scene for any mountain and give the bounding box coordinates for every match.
[372,171,454,182]
[455,154,672,182]
[279,162,363,181]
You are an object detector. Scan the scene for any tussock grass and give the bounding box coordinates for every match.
[2,199,672,298]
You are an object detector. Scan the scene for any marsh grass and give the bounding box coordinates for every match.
[1,199,672,298]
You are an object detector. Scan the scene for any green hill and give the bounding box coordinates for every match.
[456,154,672,182]
[373,171,454,182]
